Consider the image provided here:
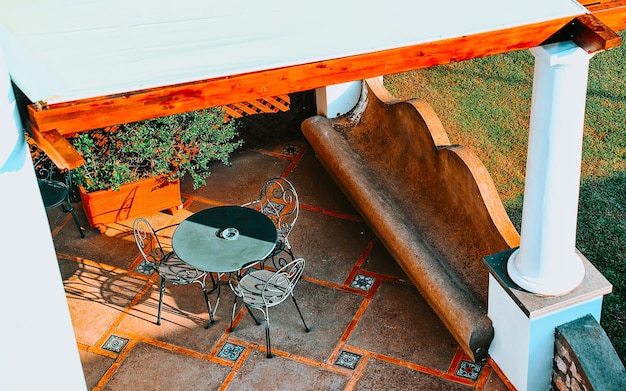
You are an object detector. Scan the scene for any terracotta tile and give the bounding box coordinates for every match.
[116,281,232,354]
[355,358,472,390]
[361,240,409,281]
[287,147,359,216]
[228,349,349,390]
[79,349,115,390]
[53,215,138,270]
[61,259,147,346]
[347,280,459,371]
[290,209,372,285]
[180,149,291,206]
[100,342,231,390]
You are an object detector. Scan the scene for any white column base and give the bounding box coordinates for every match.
[508,248,586,296]
[485,249,612,391]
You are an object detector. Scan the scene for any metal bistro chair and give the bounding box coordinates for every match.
[34,155,85,238]
[133,218,218,328]
[242,177,299,269]
[229,258,310,358]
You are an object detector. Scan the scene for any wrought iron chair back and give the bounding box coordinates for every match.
[261,257,304,307]
[259,177,298,237]
[133,218,168,269]
[243,177,299,268]
[132,218,217,327]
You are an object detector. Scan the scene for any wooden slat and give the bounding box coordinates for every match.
[223,105,242,120]
[263,95,291,112]
[25,16,580,136]
[247,99,278,114]
[215,95,291,122]
[231,102,261,116]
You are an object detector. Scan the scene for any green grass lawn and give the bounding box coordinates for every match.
[384,31,626,364]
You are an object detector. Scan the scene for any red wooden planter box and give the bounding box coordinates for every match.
[79,175,182,231]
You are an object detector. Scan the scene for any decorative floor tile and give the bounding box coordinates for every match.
[350,274,375,291]
[334,350,362,370]
[279,143,303,157]
[455,360,483,381]
[102,335,129,353]
[134,259,155,276]
[217,342,245,361]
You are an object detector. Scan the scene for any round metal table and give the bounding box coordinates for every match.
[172,206,277,273]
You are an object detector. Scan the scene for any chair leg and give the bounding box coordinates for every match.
[65,198,85,238]
[213,275,221,315]
[246,306,261,325]
[264,311,272,358]
[229,295,238,331]
[285,245,295,261]
[291,295,310,332]
[201,285,215,329]
[157,278,166,325]
[230,297,261,332]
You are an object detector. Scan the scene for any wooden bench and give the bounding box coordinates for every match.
[302,78,521,362]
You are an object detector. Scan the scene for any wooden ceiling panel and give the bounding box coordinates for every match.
[18,3,623,165]
[26,16,580,136]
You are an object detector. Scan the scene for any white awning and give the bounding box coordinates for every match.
[0,0,586,104]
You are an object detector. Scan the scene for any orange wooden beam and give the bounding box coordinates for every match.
[26,16,579,137]
[29,128,85,170]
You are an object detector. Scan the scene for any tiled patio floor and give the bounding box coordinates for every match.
[47,138,511,390]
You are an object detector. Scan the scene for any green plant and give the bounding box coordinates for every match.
[70,107,243,192]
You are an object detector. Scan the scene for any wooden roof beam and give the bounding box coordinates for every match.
[545,14,622,52]
[24,16,582,137]
[29,128,85,170]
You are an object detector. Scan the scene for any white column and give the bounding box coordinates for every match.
[315,81,363,118]
[507,41,594,296]
[0,48,87,390]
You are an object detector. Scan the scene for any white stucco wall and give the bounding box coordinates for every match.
[0,47,86,391]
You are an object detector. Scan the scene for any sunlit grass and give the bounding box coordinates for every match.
[384,31,626,363]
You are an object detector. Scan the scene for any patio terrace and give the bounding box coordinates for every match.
[46,137,511,390]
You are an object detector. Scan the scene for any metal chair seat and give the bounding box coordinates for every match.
[236,269,289,306]
[38,179,70,209]
[158,253,207,285]
[38,178,85,238]
[30,142,85,238]
[133,217,218,327]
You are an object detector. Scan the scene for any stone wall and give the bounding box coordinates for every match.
[552,314,626,391]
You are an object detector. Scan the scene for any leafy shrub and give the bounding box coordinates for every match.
[71,107,243,192]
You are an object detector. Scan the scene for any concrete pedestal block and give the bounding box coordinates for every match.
[485,249,612,391]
